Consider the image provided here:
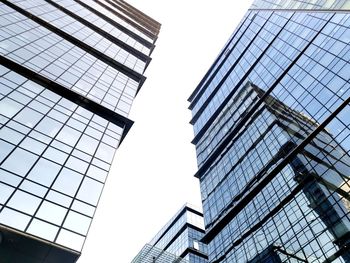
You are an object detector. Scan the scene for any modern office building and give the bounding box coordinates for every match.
[188,0,350,262]
[132,204,208,263]
[0,0,160,262]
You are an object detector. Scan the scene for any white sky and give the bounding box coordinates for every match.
[77,1,253,262]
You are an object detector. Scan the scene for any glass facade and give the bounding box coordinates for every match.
[132,204,208,263]
[189,2,350,263]
[251,0,350,10]
[0,0,160,262]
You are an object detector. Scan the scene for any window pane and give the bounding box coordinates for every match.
[1,148,38,176]
[7,190,41,215]
[0,208,30,230]
[64,211,91,235]
[43,147,68,165]
[0,98,22,118]
[0,140,14,163]
[56,126,81,146]
[46,190,72,208]
[20,137,46,156]
[76,134,99,155]
[0,183,13,204]
[66,156,89,174]
[0,169,21,187]
[0,127,25,145]
[95,142,115,163]
[27,219,59,241]
[53,168,83,196]
[35,116,63,138]
[71,200,95,217]
[14,107,43,128]
[27,158,61,187]
[20,180,47,198]
[86,165,107,182]
[76,177,103,206]
[36,201,67,225]
[57,229,84,251]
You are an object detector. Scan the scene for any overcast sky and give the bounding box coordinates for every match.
[77,1,253,262]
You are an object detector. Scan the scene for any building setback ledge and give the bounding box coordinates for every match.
[0,225,80,263]
[179,247,209,260]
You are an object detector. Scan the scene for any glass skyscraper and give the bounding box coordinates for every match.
[0,0,160,262]
[132,204,208,263]
[188,0,350,262]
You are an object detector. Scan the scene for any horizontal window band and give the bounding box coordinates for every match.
[93,0,157,40]
[73,0,155,50]
[2,0,146,85]
[0,55,134,144]
[44,0,151,64]
[0,224,81,261]
[108,0,161,31]
[113,0,161,27]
